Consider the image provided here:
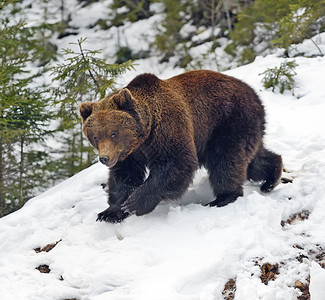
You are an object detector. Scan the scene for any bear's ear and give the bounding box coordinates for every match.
[113,88,135,111]
[79,102,94,121]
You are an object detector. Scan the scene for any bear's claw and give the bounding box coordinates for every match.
[97,206,129,223]
[121,201,136,215]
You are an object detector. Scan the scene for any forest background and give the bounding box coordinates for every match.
[0,0,324,217]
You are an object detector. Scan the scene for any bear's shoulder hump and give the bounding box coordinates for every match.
[127,73,160,89]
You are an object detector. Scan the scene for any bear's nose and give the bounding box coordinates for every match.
[99,156,109,166]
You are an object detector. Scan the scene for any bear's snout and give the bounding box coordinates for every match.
[99,155,117,168]
[99,156,110,166]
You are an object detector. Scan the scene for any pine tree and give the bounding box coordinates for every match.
[154,0,190,63]
[227,0,325,64]
[110,0,152,24]
[0,0,57,216]
[272,1,325,56]
[261,60,298,94]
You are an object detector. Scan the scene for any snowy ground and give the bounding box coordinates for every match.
[1,47,325,299]
[1,1,325,299]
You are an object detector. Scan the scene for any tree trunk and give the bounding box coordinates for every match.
[70,132,76,177]
[210,0,222,71]
[79,124,83,168]
[60,0,65,23]
[222,0,232,33]
[0,138,4,217]
[19,136,25,208]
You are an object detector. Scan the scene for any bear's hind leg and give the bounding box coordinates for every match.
[204,137,248,207]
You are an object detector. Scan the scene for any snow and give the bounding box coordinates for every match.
[310,261,325,300]
[1,1,325,299]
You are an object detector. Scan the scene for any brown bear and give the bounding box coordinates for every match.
[79,70,282,223]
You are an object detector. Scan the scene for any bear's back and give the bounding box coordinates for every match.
[126,70,265,151]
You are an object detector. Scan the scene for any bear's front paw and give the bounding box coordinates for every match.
[97,206,129,223]
[121,198,138,215]
[122,196,149,216]
[121,195,160,216]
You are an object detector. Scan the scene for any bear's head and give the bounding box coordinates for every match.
[79,88,151,168]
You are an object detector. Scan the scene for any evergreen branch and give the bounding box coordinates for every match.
[77,38,101,93]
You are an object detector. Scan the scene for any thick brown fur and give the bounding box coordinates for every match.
[79,70,282,223]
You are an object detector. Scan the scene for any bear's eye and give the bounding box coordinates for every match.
[93,137,98,143]
[110,132,118,141]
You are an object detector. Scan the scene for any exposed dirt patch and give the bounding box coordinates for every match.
[36,264,51,273]
[295,276,310,300]
[260,263,279,285]
[281,177,293,184]
[34,240,61,253]
[281,210,310,227]
[309,245,325,269]
[281,168,296,184]
[222,278,236,300]
[293,243,325,269]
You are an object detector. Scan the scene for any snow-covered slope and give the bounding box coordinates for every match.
[1,49,325,299]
